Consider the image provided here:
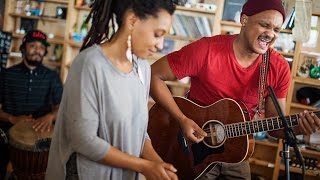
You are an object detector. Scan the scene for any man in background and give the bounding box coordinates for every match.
[0,29,63,179]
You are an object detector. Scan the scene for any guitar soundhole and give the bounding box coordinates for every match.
[202,120,226,148]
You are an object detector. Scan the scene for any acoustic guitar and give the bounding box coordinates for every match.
[148,96,306,180]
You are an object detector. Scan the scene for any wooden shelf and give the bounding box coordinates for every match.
[280,29,292,33]
[9,13,66,22]
[43,0,69,4]
[250,138,320,179]
[312,13,320,16]
[74,6,91,11]
[8,55,21,60]
[279,51,295,57]
[220,20,241,27]
[279,165,320,176]
[293,76,320,86]
[255,139,279,148]
[176,5,216,15]
[67,40,82,48]
[249,157,275,168]
[300,148,320,156]
[166,34,198,42]
[300,51,320,57]
[290,102,319,111]
[12,33,65,44]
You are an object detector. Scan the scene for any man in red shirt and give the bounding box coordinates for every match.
[150,0,320,179]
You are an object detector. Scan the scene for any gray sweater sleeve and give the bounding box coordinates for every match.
[140,60,151,140]
[65,56,109,161]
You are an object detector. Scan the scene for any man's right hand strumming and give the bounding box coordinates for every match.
[179,116,207,143]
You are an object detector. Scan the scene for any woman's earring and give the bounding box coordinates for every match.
[126,34,133,63]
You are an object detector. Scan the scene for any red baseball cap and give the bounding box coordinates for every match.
[22,30,50,47]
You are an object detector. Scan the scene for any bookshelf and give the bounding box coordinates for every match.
[250,139,320,180]
[3,0,320,113]
[59,0,226,95]
[285,11,320,115]
[158,0,225,96]
[2,1,320,179]
[3,0,68,71]
[59,0,90,82]
[3,0,225,91]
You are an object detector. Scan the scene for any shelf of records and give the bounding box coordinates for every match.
[70,2,216,43]
[280,153,320,177]
[9,17,66,46]
[73,1,217,13]
[14,0,68,19]
[9,13,66,22]
[170,12,214,39]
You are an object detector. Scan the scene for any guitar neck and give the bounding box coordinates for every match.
[224,111,320,138]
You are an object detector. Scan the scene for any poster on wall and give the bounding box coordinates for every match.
[0,0,4,30]
[0,31,12,73]
[222,0,246,22]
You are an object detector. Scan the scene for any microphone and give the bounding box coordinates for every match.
[267,86,305,179]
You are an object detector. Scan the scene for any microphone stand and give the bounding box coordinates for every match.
[267,86,305,180]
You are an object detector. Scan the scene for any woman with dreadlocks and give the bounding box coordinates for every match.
[46,0,177,179]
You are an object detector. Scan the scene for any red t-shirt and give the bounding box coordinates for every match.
[168,34,291,118]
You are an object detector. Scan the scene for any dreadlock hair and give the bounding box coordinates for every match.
[80,0,176,51]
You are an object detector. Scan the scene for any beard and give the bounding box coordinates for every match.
[24,55,43,67]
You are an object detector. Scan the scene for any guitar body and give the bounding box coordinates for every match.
[148,97,255,179]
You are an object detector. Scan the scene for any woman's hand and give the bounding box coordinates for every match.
[141,160,177,180]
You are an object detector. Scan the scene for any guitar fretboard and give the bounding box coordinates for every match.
[224,111,320,138]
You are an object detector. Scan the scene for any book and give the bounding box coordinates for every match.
[222,0,246,22]
[30,1,44,16]
[285,8,296,29]
[158,38,175,54]
[20,18,38,33]
[282,7,295,29]
[200,16,212,36]
[174,14,188,37]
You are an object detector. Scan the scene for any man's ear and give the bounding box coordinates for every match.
[240,14,248,26]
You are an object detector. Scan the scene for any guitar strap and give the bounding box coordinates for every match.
[253,49,270,120]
